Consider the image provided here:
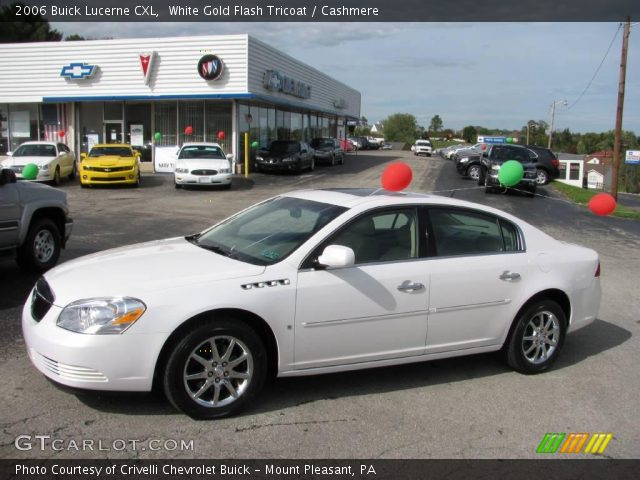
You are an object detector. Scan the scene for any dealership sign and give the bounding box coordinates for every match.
[60,63,97,80]
[197,54,224,81]
[625,150,640,165]
[263,70,311,99]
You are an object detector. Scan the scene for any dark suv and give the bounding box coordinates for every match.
[255,140,315,173]
[526,145,560,185]
[478,144,537,196]
[311,138,345,166]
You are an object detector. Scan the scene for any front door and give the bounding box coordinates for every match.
[104,122,123,144]
[294,208,429,370]
[0,180,20,249]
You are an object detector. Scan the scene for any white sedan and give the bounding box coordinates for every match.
[2,141,76,185]
[22,189,601,419]
[174,143,233,189]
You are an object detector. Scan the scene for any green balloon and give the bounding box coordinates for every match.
[154,132,162,142]
[506,137,513,143]
[251,141,259,148]
[22,163,39,180]
[498,160,524,187]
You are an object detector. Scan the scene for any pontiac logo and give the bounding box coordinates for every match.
[197,54,224,81]
[139,52,157,85]
[60,63,97,80]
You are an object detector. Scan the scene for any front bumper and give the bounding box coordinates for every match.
[80,167,137,185]
[175,173,232,186]
[22,298,166,391]
[487,173,537,190]
[415,149,432,155]
[257,160,300,171]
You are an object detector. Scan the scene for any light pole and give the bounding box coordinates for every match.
[526,121,538,145]
[548,100,568,149]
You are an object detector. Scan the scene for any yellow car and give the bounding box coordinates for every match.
[80,144,141,187]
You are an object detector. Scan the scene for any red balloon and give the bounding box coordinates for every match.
[588,193,616,216]
[217,131,225,140]
[184,126,193,135]
[381,162,413,191]
[481,143,487,151]
[58,130,65,138]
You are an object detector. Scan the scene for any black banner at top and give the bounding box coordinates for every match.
[1,0,638,22]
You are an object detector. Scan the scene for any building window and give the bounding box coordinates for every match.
[178,101,204,144]
[8,103,40,151]
[205,101,232,152]
[154,102,177,146]
[0,104,8,154]
[290,112,302,140]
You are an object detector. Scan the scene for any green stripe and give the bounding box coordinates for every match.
[537,433,566,454]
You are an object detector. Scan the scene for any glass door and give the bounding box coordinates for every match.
[104,122,123,144]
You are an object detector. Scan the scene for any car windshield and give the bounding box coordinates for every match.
[416,141,431,146]
[179,146,225,159]
[269,141,298,154]
[311,139,334,148]
[13,144,56,157]
[191,197,347,266]
[89,147,134,157]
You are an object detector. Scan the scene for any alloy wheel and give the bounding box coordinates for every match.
[521,311,560,365]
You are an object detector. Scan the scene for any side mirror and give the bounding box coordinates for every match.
[6,151,13,156]
[226,153,233,161]
[0,168,17,186]
[80,152,87,160]
[317,245,355,269]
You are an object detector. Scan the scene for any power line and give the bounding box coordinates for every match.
[566,24,622,111]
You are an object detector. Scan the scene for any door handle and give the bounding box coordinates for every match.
[397,280,425,292]
[499,271,521,281]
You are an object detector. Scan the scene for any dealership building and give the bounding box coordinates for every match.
[0,35,361,171]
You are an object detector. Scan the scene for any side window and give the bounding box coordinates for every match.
[507,147,527,163]
[500,220,520,252]
[328,209,418,264]
[491,146,507,161]
[429,208,508,257]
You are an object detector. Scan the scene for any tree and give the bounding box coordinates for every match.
[429,115,443,133]
[0,2,63,43]
[462,126,478,143]
[65,34,86,41]
[381,113,419,145]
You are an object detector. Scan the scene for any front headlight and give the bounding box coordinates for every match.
[39,164,50,171]
[57,297,146,334]
[218,167,231,174]
[491,164,501,172]
[459,157,469,163]
[175,168,189,174]
[256,156,264,161]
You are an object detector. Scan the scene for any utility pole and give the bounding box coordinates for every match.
[611,17,631,201]
[548,100,567,149]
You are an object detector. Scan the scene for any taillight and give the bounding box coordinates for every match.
[595,261,601,277]
[551,158,559,168]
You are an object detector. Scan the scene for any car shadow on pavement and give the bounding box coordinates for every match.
[66,318,630,418]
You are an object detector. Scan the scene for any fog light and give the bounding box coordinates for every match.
[82,175,87,179]
[128,174,134,179]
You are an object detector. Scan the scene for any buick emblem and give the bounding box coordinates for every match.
[197,54,224,81]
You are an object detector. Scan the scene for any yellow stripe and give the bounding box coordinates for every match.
[584,434,598,453]
[560,434,576,453]
[589,434,606,454]
[573,434,589,453]
[597,434,613,454]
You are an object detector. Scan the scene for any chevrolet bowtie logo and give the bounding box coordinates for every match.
[60,63,97,79]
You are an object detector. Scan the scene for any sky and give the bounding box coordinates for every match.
[52,22,640,134]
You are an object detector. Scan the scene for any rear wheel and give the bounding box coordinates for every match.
[163,319,267,419]
[536,169,549,185]
[505,300,566,374]
[51,166,61,186]
[68,162,76,180]
[16,218,61,272]
[309,158,315,172]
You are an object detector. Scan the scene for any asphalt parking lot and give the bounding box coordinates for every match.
[1,149,639,459]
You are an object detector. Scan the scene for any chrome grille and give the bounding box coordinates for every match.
[31,277,54,322]
[191,169,218,175]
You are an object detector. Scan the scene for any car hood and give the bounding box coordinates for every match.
[261,152,295,160]
[175,158,230,170]
[83,156,136,167]
[1,156,55,167]
[44,237,265,306]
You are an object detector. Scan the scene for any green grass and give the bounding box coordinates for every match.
[550,181,640,220]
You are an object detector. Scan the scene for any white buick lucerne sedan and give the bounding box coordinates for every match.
[174,142,233,189]
[23,189,601,419]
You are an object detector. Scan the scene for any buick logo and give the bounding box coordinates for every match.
[197,54,224,81]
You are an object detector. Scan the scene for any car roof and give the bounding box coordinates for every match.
[17,141,58,146]
[180,142,223,148]
[91,143,133,148]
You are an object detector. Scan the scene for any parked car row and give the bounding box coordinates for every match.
[348,136,382,150]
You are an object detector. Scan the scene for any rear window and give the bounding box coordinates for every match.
[179,146,225,159]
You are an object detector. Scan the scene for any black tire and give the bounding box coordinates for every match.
[330,154,336,167]
[467,164,481,181]
[477,167,486,186]
[340,153,345,165]
[51,166,61,186]
[133,169,141,188]
[163,319,267,419]
[536,168,549,185]
[484,174,495,194]
[309,158,315,172]
[68,162,76,180]
[16,218,61,272]
[505,299,566,374]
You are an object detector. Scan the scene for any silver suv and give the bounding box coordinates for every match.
[0,169,72,272]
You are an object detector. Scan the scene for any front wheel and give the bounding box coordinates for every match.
[477,167,486,186]
[505,300,566,374]
[467,164,481,181]
[163,319,267,419]
[16,218,61,272]
[309,158,315,172]
[51,166,61,186]
[68,162,77,180]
